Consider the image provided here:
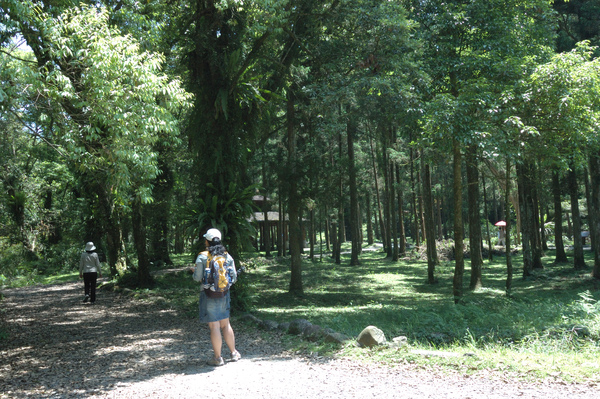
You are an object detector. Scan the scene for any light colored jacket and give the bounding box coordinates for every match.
[79,251,101,274]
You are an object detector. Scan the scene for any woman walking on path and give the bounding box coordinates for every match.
[79,242,102,304]
[192,228,241,366]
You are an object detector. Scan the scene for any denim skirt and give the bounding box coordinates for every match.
[198,290,231,323]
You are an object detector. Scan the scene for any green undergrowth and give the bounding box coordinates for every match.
[238,245,600,383]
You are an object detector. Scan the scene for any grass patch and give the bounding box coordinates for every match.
[237,245,600,383]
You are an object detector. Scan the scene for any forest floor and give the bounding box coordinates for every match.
[1,279,598,399]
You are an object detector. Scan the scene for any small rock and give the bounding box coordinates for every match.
[288,319,312,335]
[324,332,350,344]
[260,319,280,331]
[572,326,590,337]
[302,324,323,342]
[277,322,290,332]
[410,349,460,358]
[389,336,408,348]
[320,327,336,336]
[238,313,261,324]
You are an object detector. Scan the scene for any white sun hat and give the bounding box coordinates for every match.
[203,228,222,241]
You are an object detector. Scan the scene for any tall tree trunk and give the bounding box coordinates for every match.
[422,159,438,284]
[588,154,600,279]
[390,161,399,261]
[373,199,380,241]
[287,93,303,294]
[261,159,272,258]
[482,172,493,261]
[347,116,361,266]
[336,204,344,263]
[436,198,444,239]
[396,164,407,255]
[517,163,534,277]
[97,186,122,277]
[309,208,315,261]
[568,165,586,270]
[540,202,549,251]
[335,132,344,264]
[366,195,374,245]
[531,164,544,269]
[369,135,385,246]
[552,169,568,263]
[263,207,272,258]
[410,146,420,247]
[277,193,284,257]
[325,209,331,252]
[584,168,594,250]
[505,159,513,296]
[484,160,522,244]
[417,163,426,243]
[382,139,393,258]
[331,219,339,261]
[466,145,482,290]
[148,151,174,265]
[452,140,465,304]
[132,197,153,288]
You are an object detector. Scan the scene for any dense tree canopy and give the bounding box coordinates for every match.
[2,0,600,293]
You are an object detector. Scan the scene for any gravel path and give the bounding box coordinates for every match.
[1,281,597,399]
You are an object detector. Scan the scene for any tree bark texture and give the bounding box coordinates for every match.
[482,172,493,261]
[410,147,421,247]
[382,141,393,258]
[422,160,438,284]
[369,136,386,246]
[452,140,464,303]
[568,165,586,270]
[147,151,174,265]
[505,159,513,295]
[589,154,600,279]
[390,162,399,261]
[132,198,153,288]
[466,146,482,290]
[347,117,361,266]
[366,196,374,245]
[552,169,568,263]
[396,164,407,255]
[287,94,303,294]
[517,162,535,277]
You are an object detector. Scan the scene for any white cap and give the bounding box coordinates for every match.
[85,242,96,251]
[203,228,222,241]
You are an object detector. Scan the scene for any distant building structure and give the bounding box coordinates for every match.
[250,195,288,253]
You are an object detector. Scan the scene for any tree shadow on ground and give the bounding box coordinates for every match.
[0,282,286,398]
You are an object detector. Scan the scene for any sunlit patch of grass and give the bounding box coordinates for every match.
[42,272,79,285]
[235,245,600,382]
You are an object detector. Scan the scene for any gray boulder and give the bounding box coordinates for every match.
[302,324,323,342]
[357,325,387,348]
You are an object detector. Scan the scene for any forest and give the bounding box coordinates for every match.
[1,0,600,303]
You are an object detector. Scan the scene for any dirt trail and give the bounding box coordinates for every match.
[1,281,597,398]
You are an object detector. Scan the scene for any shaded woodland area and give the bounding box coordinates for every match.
[2,0,600,301]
